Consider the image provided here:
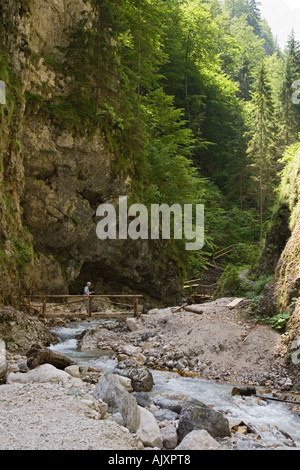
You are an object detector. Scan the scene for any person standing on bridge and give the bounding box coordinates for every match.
[82,281,92,313]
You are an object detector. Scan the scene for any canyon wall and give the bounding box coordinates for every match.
[0,0,181,307]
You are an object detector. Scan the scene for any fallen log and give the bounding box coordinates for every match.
[254,395,300,406]
[232,387,300,405]
[173,303,188,313]
[184,306,204,315]
[26,344,74,370]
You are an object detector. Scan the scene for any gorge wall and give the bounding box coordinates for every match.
[258,144,300,371]
[0,0,182,307]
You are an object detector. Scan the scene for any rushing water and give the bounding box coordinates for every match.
[50,320,300,450]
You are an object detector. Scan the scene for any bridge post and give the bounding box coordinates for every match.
[134,296,139,318]
[88,296,92,317]
[41,297,47,317]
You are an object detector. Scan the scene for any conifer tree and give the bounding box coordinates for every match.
[278,31,300,147]
[247,61,276,242]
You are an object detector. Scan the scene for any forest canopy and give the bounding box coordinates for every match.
[27,0,300,278]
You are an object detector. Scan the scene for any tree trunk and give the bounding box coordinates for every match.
[26,344,73,370]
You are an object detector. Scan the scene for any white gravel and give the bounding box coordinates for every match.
[0,382,141,450]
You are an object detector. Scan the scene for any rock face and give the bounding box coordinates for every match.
[0,307,58,352]
[177,398,231,441]
[0,0,181,308]
[259,146,300,317]
[257,202,292,277]
[260,217,300,316]
[93,372,140,433]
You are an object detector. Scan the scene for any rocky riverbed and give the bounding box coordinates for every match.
[1,298,300,451]
[78,298,295,389]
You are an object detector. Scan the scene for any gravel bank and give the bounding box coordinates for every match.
[125,298,292,388]
[0,382,141,450]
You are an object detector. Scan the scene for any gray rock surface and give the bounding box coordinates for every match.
[113,359,154,392]
[176,430,222,450]
[0,339,8,383]
[177,398,231,441]
[93,372,140,433]
[137,406,163,449]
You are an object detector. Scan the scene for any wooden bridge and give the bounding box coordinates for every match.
[183,279,217,302]
[23,294,143,320]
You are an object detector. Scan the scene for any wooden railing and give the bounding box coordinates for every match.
[183,279,217,300]
[24,294,143,319]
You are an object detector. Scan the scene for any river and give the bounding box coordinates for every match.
[50,319,300,450]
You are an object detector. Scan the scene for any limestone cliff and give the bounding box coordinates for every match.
[0,0,182,307]
[259,144,300,318]
[257,144,300,383]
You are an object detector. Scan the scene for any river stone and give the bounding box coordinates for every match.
[175,430,222,450]
[113,359,154,392]
[160,422,178,449]
[153,408,179,422]
[114,373,133,392]
[77,326,119,351]
[177,398,231,441]
[64,365,81,378]
[6,363,83,388]
[93,372,140,433]
[137,406,163,449]
[0,339,8,384]
[132,391,153,408]
[126,318,140,331]
[153,393,188,413]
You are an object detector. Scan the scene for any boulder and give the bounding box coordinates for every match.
[0,339,8,383]
[132,391,152,408]
[153,408,179,422]
[114,373,133,392]
[26,344,73,370]
[6,363,83,388]
[93,372,140,433]
[64,365,81,378]
[137,406,163,449]
[126,318,140,331]
[81,398,108,420]
[77,326,120,352]
[160,422,178,449]
[153,394,187,414]
[177,398,231,441]
[175,430,222,450]
[113,359,154,392]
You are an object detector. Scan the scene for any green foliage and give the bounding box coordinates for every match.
[276,32,300,148]
[246,61,277,242]
[252,311,291,330]
[214,264,242,297]
[13,239,33,265]
[215,263,273,303]
[277,141,300,231]
[6,0,294,289]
